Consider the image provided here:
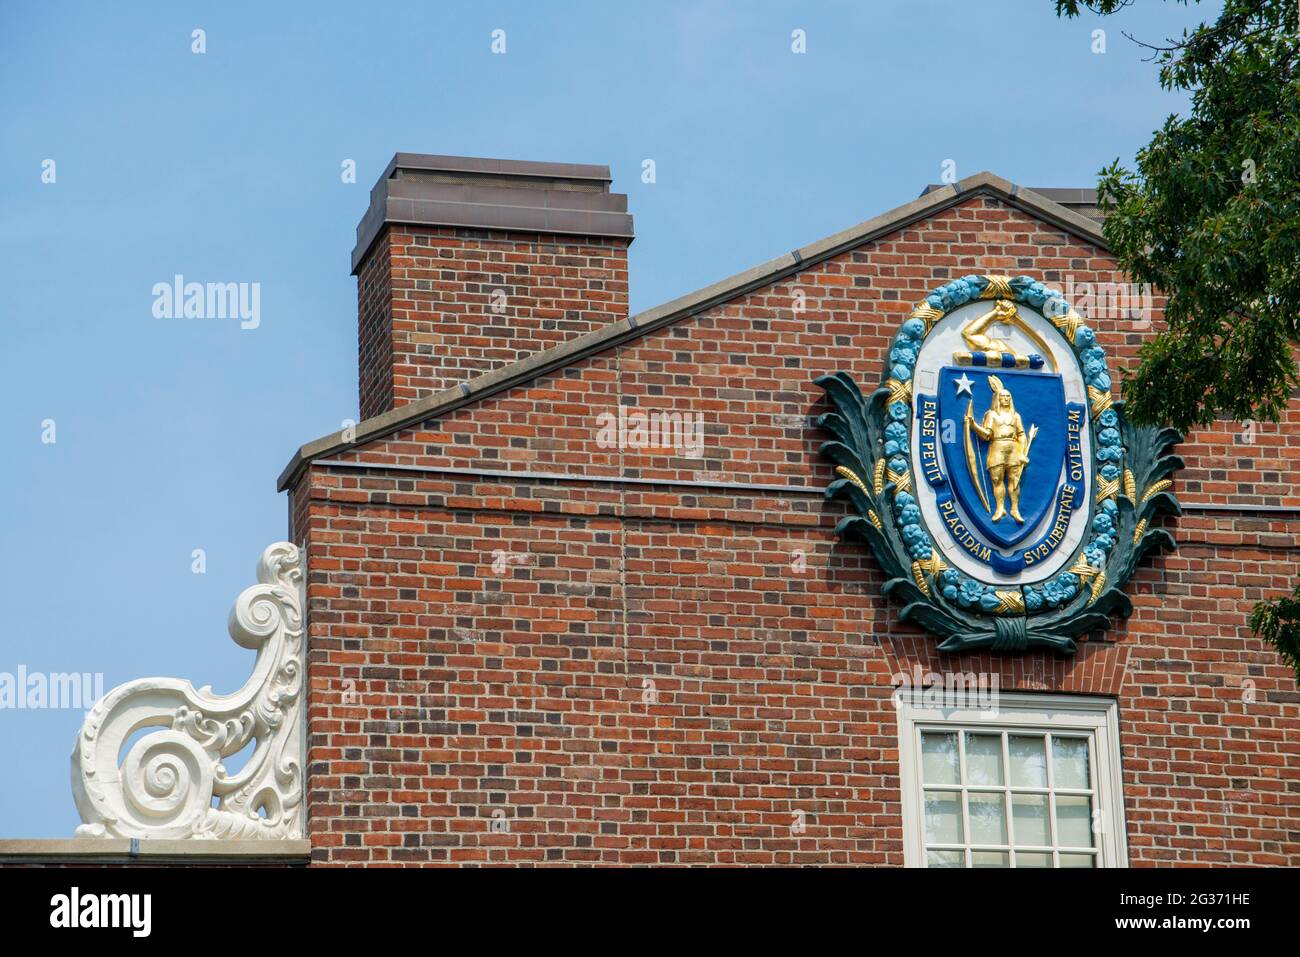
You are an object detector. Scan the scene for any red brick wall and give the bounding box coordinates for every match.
[356,224,631,420]
[294,196,1300,865]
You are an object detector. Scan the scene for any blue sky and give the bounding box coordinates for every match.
[0,0,1212,837]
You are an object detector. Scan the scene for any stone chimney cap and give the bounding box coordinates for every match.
[352,152,635,273]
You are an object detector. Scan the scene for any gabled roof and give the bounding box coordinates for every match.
[277,171,1109,491]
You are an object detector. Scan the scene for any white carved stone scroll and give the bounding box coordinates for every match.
[72,542,305,839]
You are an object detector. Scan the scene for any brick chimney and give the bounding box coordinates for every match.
[351,153,635,420]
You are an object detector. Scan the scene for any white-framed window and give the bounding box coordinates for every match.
[896,691,1127,868]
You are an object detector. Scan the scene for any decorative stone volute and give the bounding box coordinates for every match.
[71,542,306,840]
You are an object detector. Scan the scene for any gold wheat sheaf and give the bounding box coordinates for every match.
[1052,308,1085,345]
[1130,480,1173,542]
[910,552,948,598]
[887,377,913,406]
[912,564,930,597]
[912,303,944,334]
[980,275,1013,300]
[1088,386,1114,418]
[1140,479,1173,504]
[834,465,868,493]
[994,589,1025,615]
[1132,517,1148,545]
[887,468,912,495]
[834,466,884,531]
[1068,554,1108,605]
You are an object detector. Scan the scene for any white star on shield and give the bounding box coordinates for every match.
[954,372,974,397]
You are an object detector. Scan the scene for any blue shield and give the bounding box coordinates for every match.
[937,367,1067,549]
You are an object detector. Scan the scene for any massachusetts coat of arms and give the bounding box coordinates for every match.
[816,275,1182,654]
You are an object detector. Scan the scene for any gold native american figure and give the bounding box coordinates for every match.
[966,376,1033,522]
[958,300,1039,523]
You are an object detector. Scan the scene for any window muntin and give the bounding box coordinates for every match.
[919,728,1098,867]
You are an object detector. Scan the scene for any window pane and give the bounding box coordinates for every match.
[972,851,1009,867]
[1016,852,1053,868]
[965,733,1004,786]
[1056,794,1094,847]
[1012,793,1050,846]
[967,792,1007,845]
[1059,852,1096,868]
[921,732,960,785]
[1009,735,1048,788]
[1052,737,1090,790]
[924,791,963,844]
[927,850,965,868]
